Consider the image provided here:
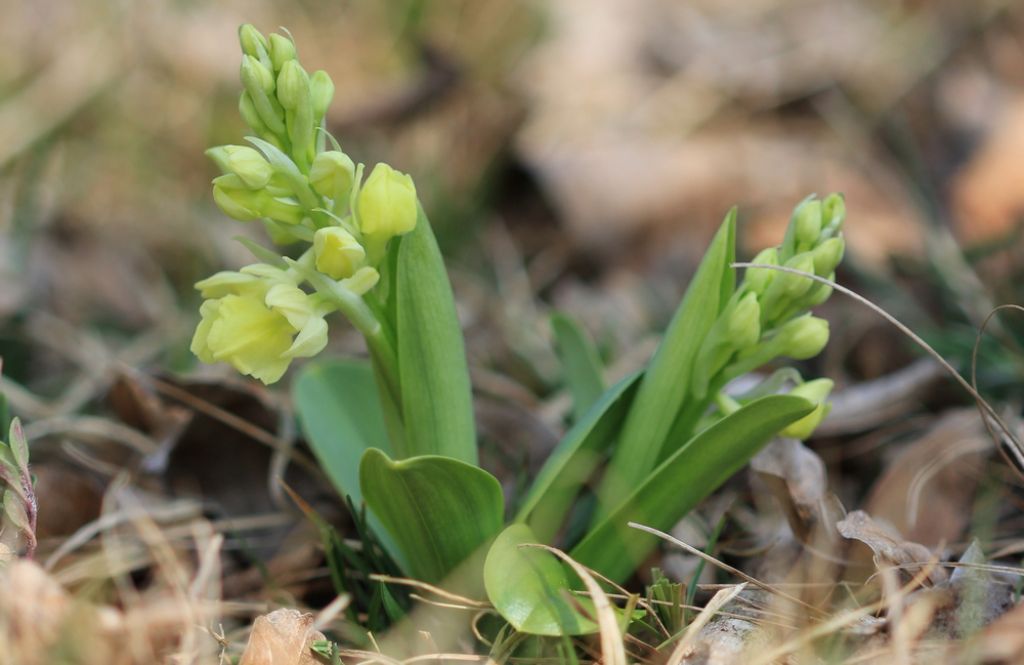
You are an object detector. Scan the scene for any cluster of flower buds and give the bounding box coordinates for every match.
[192,24,420,384]
[693,194,846,439]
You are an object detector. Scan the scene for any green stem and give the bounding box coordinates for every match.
[302,266,402,405]
[363,322,401,409]
[371,350,408,458]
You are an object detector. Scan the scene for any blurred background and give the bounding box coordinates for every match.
[4,0,1024,377]
[4,0,1024,655]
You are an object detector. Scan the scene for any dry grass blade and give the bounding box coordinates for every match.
[628,522,828,618]
[745,563,946,665]
[24,416,162,455]
[368,574,491,609]
[330,649,401,665]
[525,544,627,665]
[972,303,1024,478]
[407,594,485,611]
[46,498,201,572]
[665,583,747,665]
[313,594,352,632]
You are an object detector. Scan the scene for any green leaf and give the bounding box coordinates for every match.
[0,384,10,438]
[294,360,409,569]
[515,372,640,544]
[294,359,392,507]
[9,419,28,475]
[3,489,28,531]
[360,448,503,583]
[551,313,606,422]
[395,206,476,463]
[484,523,600,636]
[573,394,812,583]
[595,210,736,519]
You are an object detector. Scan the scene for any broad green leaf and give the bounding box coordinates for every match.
[595,210,736,519]
[293,359,391,506]
[395,206,476,463]
[484,523,599,636]
[573,394,812,583]
[515,372,641,544]
[551,313,606,422]
[360,448,503,583]
[293,360,408,568]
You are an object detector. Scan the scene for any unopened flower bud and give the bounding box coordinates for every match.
[206,145,273,189]
[726,292,761,350]
[781,378,834,439]
[241,55,275,94]
[268,33,297,72]
[806,276,834,307]
[240,57,286,137]
[212,175,303,224]
[822,193,845,235]
[262,196,305,225]
[792,199,822,250]
[314,227,365,280]
[239,24,269,60]
[310,70,335,120]
[212,175,269,221]
[772,252,816,300]
[357,163,418,238]
[745,247,778,295]
[777,315,829,360]
[309,150,355,201]
[276,60,310,111]
[262,219,305,245]
[239,92,267,134]
[811,237,844,276]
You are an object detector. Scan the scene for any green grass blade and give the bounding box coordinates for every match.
[360,449,503,583]
[395,205,477,463]
[515,372,641,544]
[595,209,736,520]
[551,312,606,422]
[573,394,812,583]
[484,523,600,636]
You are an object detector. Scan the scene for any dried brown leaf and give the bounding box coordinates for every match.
[750,438,846,551]
[239,609,326,665]
[837,510,947,586]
